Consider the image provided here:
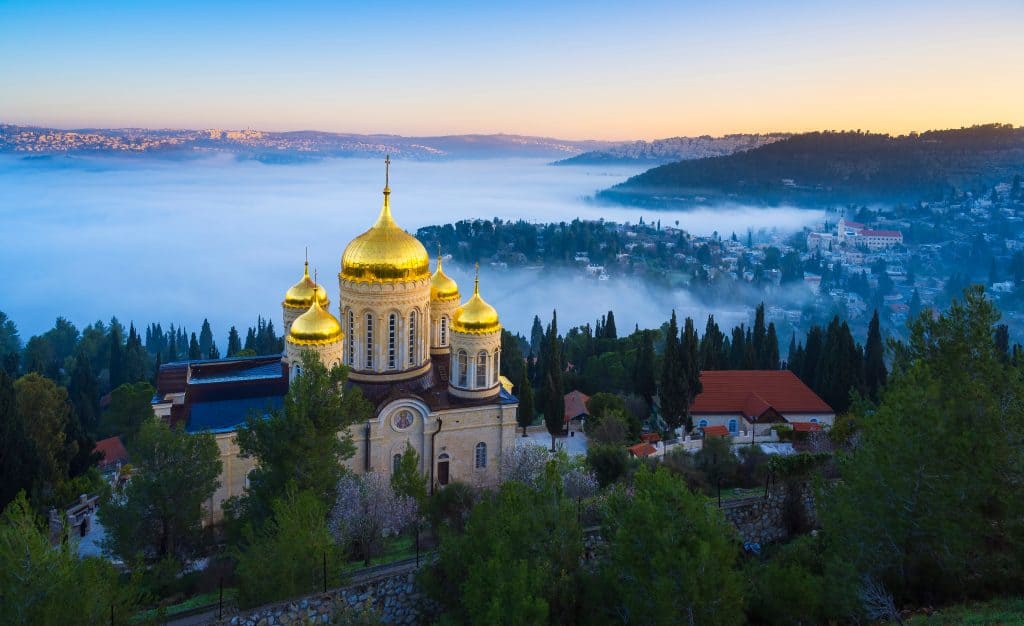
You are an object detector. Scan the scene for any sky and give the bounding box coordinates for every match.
[1,0,1022,140]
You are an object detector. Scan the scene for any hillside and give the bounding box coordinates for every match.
[596,124,1024,207]
[554,133,789,166]
[0,124,617,161]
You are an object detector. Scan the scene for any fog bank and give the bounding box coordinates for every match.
[0,155,823,338]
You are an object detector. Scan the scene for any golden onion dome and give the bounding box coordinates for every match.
[430,253,460,302]
[340,160,430,283]
[287,298,344,346]
[452,270,501,334]
[283,260,330,309]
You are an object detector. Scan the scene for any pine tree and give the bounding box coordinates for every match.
[659,311,686,434]
[188,332,202,360]
[67,352,99,438]
[864,310,888,403]
[542,311,564,451]
[227,326,242,357]
[199,319,214,359]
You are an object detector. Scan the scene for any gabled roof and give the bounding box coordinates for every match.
[93,436,128,469]
[702,425,730,437]
[690,370,833,417]
[628,443,657,457]
[564,390,590,422]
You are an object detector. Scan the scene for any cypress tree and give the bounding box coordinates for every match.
[542,311,564,451]
[909,289,922,320]
[67,352,99,438]
[680,316,702,431]
[244,327,257,353]
[632,330,657,414]
[199,319,214,359]
[766,322,780,370]
[529,315,544,355]
[659,311,686,434]
[124,323,147,383]
[109,323,125,389]
[729,325,746,369]
[605,310,617,339]
[864,310,888,402]
[188,332,202,360]
[753,303,768,368]
[801,325,824,389]
[515,366,535,437]
[165,325,179,362]
[227,326,242,357]
[208,342,221,360]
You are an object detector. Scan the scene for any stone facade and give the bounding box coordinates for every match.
[718,483,818,545]
[448,328,501,400]
[206,431,256,524]
[211,567,439,625]
[339,277,431,379]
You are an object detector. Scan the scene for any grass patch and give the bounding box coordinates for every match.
[133,588,237,622]
[342,534,417,573]
[719,487,764,501]
[907,597,1024,625]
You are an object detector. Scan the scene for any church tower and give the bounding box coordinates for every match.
[338,157,432,382]
[429,250,460,361]
[282,255,329,337]
[448,267,502,400]
[284,272,344,380]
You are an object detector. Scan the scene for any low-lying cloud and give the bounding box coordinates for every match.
[0,155,822,339]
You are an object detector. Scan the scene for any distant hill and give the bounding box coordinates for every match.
[0,124,618,161]
[596,124,1024,208]
[553,133,790,166]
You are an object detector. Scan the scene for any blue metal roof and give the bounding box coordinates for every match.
[187,395,284,434]
[499,388,519,405]
[189,361,284,385]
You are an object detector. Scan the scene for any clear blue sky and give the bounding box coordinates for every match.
[1,0,1022,139]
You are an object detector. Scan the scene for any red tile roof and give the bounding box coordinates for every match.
[628,443,657,457]
[690,370,833,417]
[564,390,590,423]
[861,229,902,238]
[93,436,128,469]
[640,432,661,443]
[702,425,730,437]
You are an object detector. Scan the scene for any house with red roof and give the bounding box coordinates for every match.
[93,436,128,474]
[690,370,835,438]
[563,390,590,424]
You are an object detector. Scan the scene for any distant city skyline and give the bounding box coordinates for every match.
[1,1,1022,140]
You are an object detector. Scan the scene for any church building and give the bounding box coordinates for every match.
[153,159,519,521]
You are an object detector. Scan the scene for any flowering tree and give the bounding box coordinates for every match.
[499,444,550,488]
[562,467,599,500]
[330,472,417,565]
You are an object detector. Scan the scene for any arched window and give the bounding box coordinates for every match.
[475,442,487,469]
[365,313,374,369]
[387,313,397,369]
[728,418,738,434]
[393,453,402,474]
[476,351,487,388]
[492,350,500,384]
[408,311,417,366]
[457,350,468,387]
[698,419,709,428]
[440,316,448,346]
[347,309,355,367]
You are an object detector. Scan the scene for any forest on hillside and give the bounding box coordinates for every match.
[597,124,1024,207]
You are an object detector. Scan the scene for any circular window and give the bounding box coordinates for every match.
[393,410,414,430]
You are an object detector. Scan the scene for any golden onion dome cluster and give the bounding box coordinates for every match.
[452,274,501,334]
[340,190,430,283]
[283,262,330,309]
[287,299,344,346]
[430,254,460,302]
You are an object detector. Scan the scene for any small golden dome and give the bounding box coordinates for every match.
[430,253,460,302]
[283,260,330,309]
[452,270,501,334]
[287,299,344,346]
[340,160,430,283]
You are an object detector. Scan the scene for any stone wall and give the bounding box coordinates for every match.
[210,565,439,626]
[718,483,817,545]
